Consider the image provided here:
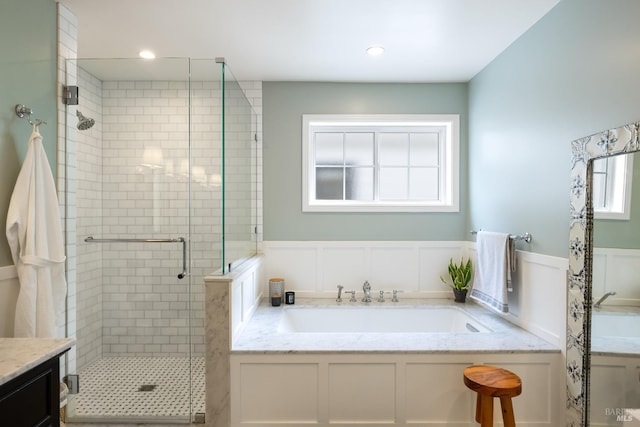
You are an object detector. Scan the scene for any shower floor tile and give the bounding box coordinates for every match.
[67,356,205,424]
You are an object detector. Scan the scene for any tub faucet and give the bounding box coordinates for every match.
[594,291,616,308]
[336,285,344,302]
[362,281,372,303]
[377,290,386,303]
[344,290,357,302]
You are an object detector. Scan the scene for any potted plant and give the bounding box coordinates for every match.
[440,257,473,303]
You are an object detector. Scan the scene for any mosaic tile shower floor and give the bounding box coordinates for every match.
[66,357,205,424]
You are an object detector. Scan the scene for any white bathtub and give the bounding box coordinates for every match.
[591,312,640,338]
[277,306,491,333]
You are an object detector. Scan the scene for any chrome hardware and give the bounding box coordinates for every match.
[336,285,344,302]
[344,290,356,303]
[84,236,187,279]
[62,85,79,105]
[377,290,386,303]
[362,281,372,303]
[392,290,402,302]
[470,230,532,243]
[15,104,32,118]
[15,104,46,126]
[594,291,616,308]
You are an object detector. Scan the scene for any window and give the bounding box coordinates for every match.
[302,114,459,212]
[592,154,633,220]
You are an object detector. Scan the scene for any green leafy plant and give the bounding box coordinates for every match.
[440,258,473,290]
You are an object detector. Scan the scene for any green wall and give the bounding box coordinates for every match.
[468,0,640,258]
[594,152,640,249]
[0,0,58,266]
[263,82,469,241]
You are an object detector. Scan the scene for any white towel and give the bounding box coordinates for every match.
[6,125,67,337]
[470,231,515,314]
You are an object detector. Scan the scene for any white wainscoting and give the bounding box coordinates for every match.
[502,250,568,349]
[262,241,568,348]
[589,353,640,426]
[0,265,19,337]
[230,352,562,427]
[593,247,640,307]
[262,241,467,298]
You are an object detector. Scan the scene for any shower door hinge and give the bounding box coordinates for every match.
[62,85,79,105]
[64,374,80,394]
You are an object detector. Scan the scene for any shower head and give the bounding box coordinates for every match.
[76,110,95,130]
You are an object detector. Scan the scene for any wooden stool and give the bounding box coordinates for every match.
[463,365,522,427]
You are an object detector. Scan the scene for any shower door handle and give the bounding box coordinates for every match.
[84,236,188,279]
[177,237,187,279]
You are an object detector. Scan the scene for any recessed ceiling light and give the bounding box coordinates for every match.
[366,45,385,56]
[139,50,156,59]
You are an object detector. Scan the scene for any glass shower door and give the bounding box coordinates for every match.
[65,57,200,423]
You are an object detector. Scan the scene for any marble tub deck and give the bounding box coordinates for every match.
[232,298,560,354]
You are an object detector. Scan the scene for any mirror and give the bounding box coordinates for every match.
[567,122,640,426]
[590,151,640,425]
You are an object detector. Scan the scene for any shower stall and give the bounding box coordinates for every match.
[62,57,258,423]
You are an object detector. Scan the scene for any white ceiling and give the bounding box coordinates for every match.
[59,0,560,82]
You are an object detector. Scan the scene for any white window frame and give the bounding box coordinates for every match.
[302,114,460,212]
[593,154,634,220]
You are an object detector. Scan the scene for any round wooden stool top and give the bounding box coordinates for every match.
[463,365,522,397]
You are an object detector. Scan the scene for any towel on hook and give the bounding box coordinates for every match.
[6,125,67,337]
[470,231,516,314]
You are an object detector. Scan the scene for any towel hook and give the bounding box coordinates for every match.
[15,104,32,118]
[15,104,46,126]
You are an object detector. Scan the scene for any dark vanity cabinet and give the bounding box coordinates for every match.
[0,354,62,427]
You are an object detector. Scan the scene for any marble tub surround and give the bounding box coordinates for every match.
[0,337,75,385]
[204,256,263,427]
[232,298,559,353]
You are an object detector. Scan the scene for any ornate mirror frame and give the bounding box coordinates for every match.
[567,120,640,426]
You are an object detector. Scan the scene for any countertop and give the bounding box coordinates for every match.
[232,298,560,354]
[0,337,76,386]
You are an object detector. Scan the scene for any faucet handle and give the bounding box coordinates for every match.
[392,290,402,302]
[344,290,357,303]
[377,290,386,303]
[336,285,344,303]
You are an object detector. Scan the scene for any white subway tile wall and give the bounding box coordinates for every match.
[73,66,262,363]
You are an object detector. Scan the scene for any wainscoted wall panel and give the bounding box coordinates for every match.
[478,361,554,424]
[509,251,568,348]
[0,265,18,337]
[404,362,475,423]
[589,355,639,426]
[320,247,367,291]
[593,248,640,306]
[418,246,465,292]
[370,247,419,291]
[263,241,467,298]
[328,362,396,423]
[231,353,562,427]
[264,244,319,292]
[238,363,319,423]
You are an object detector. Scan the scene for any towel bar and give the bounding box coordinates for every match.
[470,230,532,244]
[84,236,187,279]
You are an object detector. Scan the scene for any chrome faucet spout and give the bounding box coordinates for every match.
[594,291,616,308]
[336,285,344,302]
[362,281,372,303]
